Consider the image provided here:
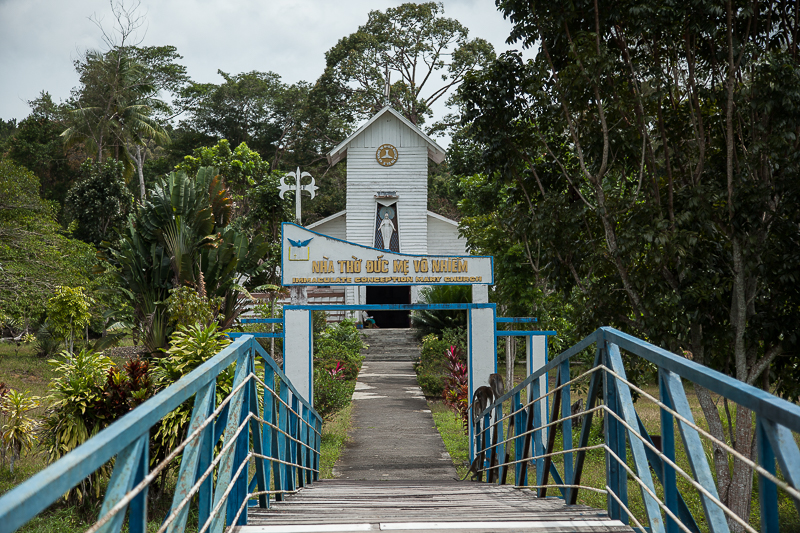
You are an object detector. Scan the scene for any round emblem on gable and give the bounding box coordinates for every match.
[376,144,399,167]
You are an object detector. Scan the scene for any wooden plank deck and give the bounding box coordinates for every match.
[240,480,634,532]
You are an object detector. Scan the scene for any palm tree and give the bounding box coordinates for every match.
[62,48,169,200]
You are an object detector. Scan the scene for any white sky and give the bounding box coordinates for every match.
[0,0,532,145]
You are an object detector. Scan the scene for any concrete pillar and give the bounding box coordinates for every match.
[526,334,548,426]
[285,286,313,405]
[468,285,496,461]
[527,334,549,480]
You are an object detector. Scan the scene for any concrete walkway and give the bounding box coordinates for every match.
[333,328,458,480]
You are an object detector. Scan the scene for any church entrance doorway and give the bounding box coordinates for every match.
[366,285,410,328]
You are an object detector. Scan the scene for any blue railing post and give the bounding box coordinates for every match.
[276,381,290,499]
[659,368,679,533]
[602,343,624,521]
[757,417,779,533]
[531,370,544,488]
[96,433,149,533]
[167,381,217,532]
[560,360,573,502]
[513,391,525,486]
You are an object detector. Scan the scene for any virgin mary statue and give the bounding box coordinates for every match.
[379,213,395,250]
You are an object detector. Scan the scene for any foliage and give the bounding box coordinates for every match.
[46,286,94,354]
[40,349,114,502]
[34,322,63,358]
[5,92,81,206]
[152,323,231,387]
[176,140,292,246]
[0,388,40,473]
[313,367,355,419]
[319,2,494,127]
[102,166,273,352]
[442,346,469,432]
[95,358,152,421]
[460,0,800,526]
[180,71,293,160]
[313,319,365,382]
[165,286,221,329]
[410,285,470,336]
[64,159,134,246]
[0,160,95,322]
[414,328,467,397]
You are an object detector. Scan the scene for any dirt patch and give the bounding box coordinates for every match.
[106,345,150,359]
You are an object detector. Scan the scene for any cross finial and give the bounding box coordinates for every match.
[384,63,390,106]
[278,167,319,225]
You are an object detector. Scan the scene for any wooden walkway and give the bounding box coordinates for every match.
[242,480,633,532]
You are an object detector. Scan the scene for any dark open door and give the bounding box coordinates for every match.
[366,285,411,328]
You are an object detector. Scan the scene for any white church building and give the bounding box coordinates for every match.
[305,106,468,327]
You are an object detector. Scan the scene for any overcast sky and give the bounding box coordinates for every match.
[0,0,532,141]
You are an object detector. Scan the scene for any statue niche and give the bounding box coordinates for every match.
[374,204,399,252]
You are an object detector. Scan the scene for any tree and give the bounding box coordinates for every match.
[319,2,495,126]
[181,71,289,160]
[46,286,94,354]
[102,166,274,353]
[460,1,800,527]
[62,2,189,201]
[6,93,81,206]
[63,48,170,182]
[0,160,94,322]
[65,159,134,246]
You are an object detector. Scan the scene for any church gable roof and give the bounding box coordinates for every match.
[326,106,446,166]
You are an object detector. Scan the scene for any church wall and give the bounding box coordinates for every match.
[345,114,429,256]
[427,215,467,255]
[307,212,346,240]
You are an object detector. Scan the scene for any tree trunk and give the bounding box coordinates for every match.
[136,145,146,203]
[506,334,515,393]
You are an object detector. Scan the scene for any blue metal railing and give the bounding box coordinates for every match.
[0,335,321,533]
[472,327,800,533]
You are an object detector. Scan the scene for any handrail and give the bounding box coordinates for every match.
[471,327,800,533]
[0,335,321,533]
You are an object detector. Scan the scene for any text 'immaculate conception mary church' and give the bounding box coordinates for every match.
[305,106,468,327]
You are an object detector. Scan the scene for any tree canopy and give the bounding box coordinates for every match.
[319,2,495,126]
[0,160,94,322]
[458,0,800,526]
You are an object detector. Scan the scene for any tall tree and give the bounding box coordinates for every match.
[0,160,94,322]
[460,1,800,527]
[65,159,134,246]
[62,2,188,201]
[319,2,495,126]
[6,93,81,205]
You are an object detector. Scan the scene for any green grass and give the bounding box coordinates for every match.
[319,403,353,479]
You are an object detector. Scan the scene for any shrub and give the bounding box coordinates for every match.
[414,328,467,396]
[0,388,40,472]
[411,285,470,336]
[40,349,115,502]
[442,345,469,432]
[314,367,354,418]
[165,286,221,329]
[312,319,366,417]
[314,319,365,382]
[152,323,231,471]
[46,285,94,354]
[34,321,63,358]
